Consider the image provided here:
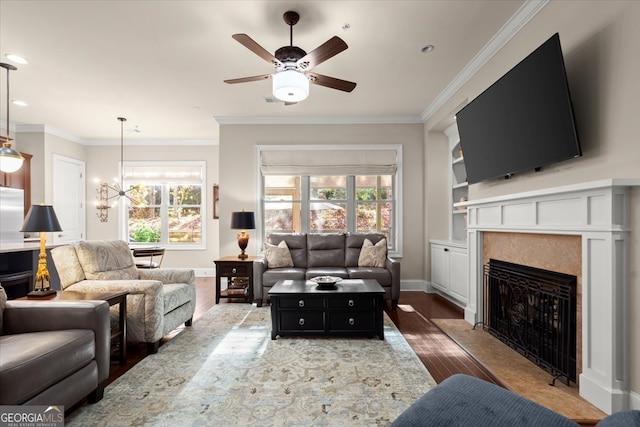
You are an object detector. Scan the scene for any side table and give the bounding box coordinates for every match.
[214,256,256,304]
[21,290,128,365]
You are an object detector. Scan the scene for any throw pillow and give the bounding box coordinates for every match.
[51,245,86,289]
[0,285,7,335]
[264,240,294,269]
[358,238,387,268]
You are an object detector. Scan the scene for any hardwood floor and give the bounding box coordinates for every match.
[107,277,501,387]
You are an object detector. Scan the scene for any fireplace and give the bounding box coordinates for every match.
[463,179,639,414]
[483,259,577,385]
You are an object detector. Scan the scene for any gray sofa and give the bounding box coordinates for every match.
[253,232,400,308]
[392,374,640,426]
[0,286,110,411]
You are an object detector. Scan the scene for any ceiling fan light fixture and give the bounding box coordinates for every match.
[272,70,309,102]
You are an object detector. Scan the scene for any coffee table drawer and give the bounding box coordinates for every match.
[279,311,325,332]
[278,297,325,309]
[328,296,376,310]
[329,312,375,332]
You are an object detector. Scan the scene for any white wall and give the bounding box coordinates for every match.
[425,0,640,401]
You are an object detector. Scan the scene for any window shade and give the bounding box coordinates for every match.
[124,165,203,184]
[260,149,398,175]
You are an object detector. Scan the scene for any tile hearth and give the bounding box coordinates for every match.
[433,318,606,425]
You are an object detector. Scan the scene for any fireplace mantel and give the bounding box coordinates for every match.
[463,178,640,414]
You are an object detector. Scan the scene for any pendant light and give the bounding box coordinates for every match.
[96,117,140,222]
[0,63,25,173]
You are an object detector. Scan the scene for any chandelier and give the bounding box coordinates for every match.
[96,117,141,222]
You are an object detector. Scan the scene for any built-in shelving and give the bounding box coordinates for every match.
[444,124,468,243]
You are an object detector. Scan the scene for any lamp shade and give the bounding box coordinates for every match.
[231,211,255,230]
[20,205,63,232]
[272,70,309,102]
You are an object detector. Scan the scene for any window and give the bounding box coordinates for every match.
[265,174,395,238]
[259,145,402,255]
[122,162,206,249]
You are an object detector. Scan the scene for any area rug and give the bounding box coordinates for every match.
[67,304,436,426]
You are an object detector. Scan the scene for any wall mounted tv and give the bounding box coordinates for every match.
[456,33,581,185]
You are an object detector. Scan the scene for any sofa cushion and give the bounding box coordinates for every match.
[262,268,307,287]
[50,245,86,289]
[347,267,392,286]
[0,329,95,405]
[264,241,294,268]
[75,240,138,280]
[391,374,579,427]
[267,234,308,268]
[0,285,6,335]
[307,233,345,267]
[346,233,388,267]
[358,238,387,267]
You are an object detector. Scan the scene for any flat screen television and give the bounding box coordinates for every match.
[456,33,581,185]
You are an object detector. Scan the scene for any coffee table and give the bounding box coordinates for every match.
[21,290,128,365]
[268,279,385,340]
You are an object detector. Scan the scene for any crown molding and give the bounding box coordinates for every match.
[214,115,423,126]
[15,124,86,144]
[85,138,218,146]
[13,123,217,146]
[420,0,549,123]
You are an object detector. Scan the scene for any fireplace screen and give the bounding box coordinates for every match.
[483,259,577,385]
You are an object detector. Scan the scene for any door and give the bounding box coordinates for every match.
[53,154,85,244]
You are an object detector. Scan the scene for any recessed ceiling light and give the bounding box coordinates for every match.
[5,54,28,64]
[421,45,434,53]
[11,100,27,107]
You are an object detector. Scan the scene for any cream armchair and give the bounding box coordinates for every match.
[51,240,196,353]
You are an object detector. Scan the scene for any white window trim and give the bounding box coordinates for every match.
[255,144,403,258]
[118,160,207,250]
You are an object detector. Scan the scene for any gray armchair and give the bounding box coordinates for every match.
[0,288,110,410]
[51,240,196,353]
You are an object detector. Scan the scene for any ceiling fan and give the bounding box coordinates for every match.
[224,11,357,104]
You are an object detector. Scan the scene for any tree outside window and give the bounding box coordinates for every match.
[124,162,205,248]
[263,174,394,247]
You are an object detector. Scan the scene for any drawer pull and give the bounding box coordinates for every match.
[299,318,305,326]
[298,300,305,307]
[349,318,355,326]
[348,299,355,307]
[232,268,237,273]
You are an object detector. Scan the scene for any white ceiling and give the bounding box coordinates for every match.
[0,0,529,143]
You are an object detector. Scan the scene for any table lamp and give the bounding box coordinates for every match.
[20,204,62,297]
[231,211,255,259]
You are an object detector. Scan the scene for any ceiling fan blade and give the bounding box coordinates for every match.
[297,36,348,70]
[224,74,273,84]
[232,34,282,67]
[307,72,356,92]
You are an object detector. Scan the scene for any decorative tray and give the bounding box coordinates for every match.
[310,276,342,289]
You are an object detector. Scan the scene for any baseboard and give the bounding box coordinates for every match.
[630,389,640,410]
[400,279,428,291]
[193,268,215,277]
